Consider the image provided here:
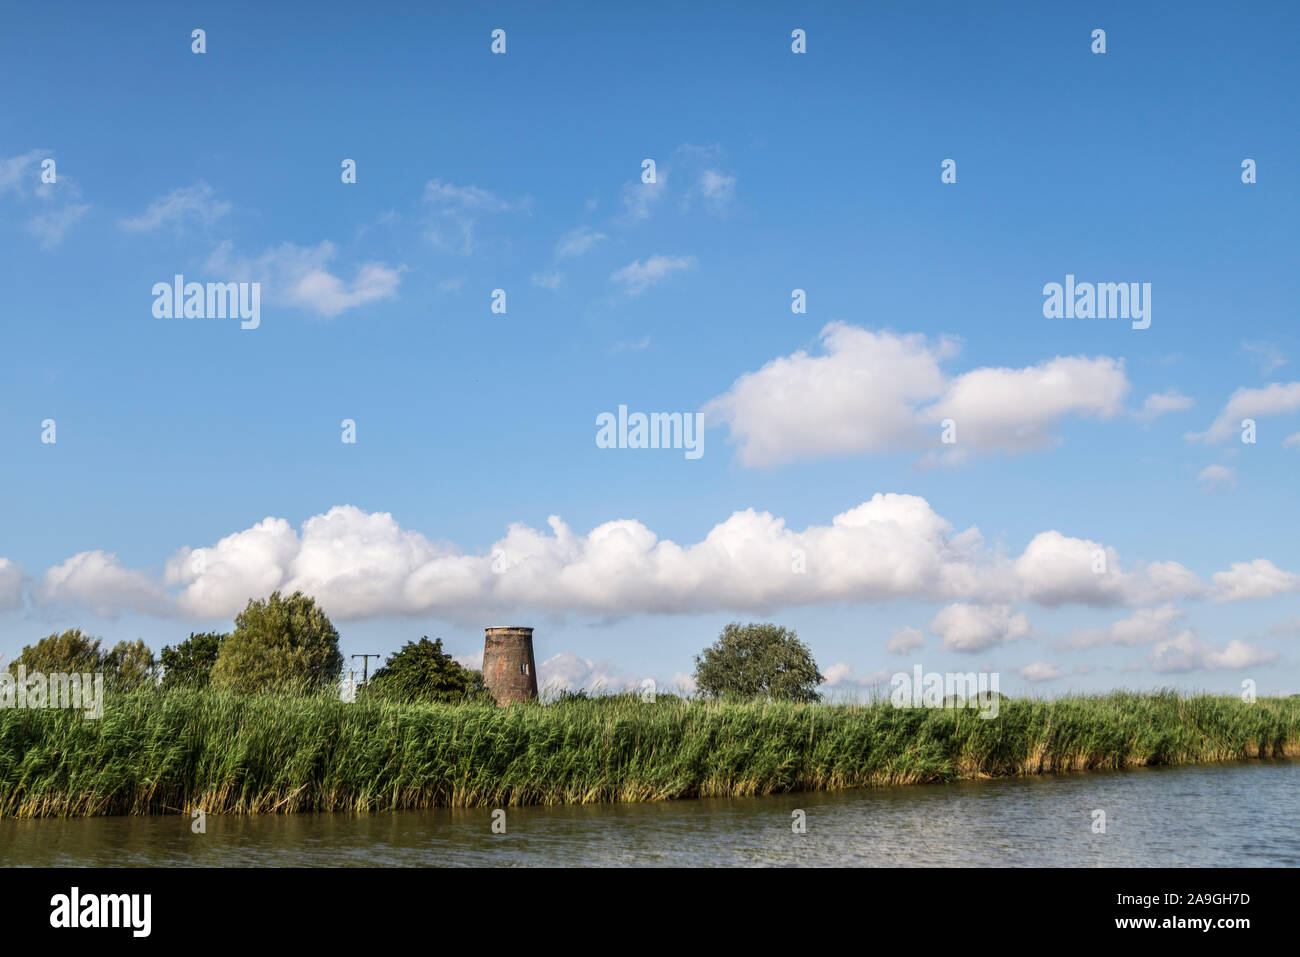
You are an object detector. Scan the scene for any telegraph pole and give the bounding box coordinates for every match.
[351,653,380,685]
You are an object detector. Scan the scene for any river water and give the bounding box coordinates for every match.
[2,761,1296,867]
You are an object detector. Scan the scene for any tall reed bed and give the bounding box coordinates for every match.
[0,688,1296,816]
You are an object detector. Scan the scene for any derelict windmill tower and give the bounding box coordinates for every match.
[482,626,538,704]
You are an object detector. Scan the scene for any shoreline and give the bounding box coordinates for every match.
[2,689,1298,818]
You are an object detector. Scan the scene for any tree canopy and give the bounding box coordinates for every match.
[362,637,486,704]
[211,591,343,694]
[160,632,226,690]
[693,622,824,702]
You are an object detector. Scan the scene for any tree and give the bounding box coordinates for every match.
[160,632,226,690]
[8,630,157,690]
[211,591,343,694]
[103,639,157,690]
[8,629,104,676]
[362,637,486,704]
[693,622,824,703]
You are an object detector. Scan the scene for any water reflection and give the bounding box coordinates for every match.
[2,761,1296,867]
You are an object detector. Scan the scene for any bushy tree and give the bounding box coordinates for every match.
[103,639,157,690]
[8,629,104,675]
[361,637,486,704]
[211,591,343,694]
[8,629,157,690]
[160,632,226,690]
[693,622,824,703]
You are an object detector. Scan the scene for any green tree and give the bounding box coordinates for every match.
[693,622,824,703]
[362,637,486,704]
[103,639,157,690]
[211,591,343,694]
[160,632,226,690]
[7,628,104,675]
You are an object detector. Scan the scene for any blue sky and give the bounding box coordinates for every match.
[2,1,1298,697]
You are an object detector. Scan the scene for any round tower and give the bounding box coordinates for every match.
[482,626,538,705]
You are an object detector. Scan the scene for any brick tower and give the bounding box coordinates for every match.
[482,626,538,704]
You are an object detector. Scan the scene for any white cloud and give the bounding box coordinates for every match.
[423,179,528,254]
[0,559,23,610]
[120,182,230,232]
[16,495,1278,622]
[537,652,635,695]
[821,662,892,688]
[703,323,1129,467]
[1283,432,1300,449]
[697,169,736,210]
[555,225,607,260]
[621,169,668,221]
[1019,661,1063,682]
[1211,559,1300,603]
[609,254,695,295]
[34,551,169,618]
[206,240,402,317]
[1061,604,1188,650]
[0,150,91,248]
[0,150,45,196]
[930,603,1032,653]
[27,199,89,249]
[1149,633,1277,673]
[1198,464,1235,490]
[670,672,697,695]
[1135,389,1195,422]
[886,626,925,654]
[1012,531,1203,607]
[1187,382,1300,442]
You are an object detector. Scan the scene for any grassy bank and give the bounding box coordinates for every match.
[1,689,1297,817]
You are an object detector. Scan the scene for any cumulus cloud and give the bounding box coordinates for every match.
[930,603,1032,653]
[886,625,925,654]
[821,662,892,688]
[609,254,695,295]
[120,182,230,232]
[1060,604,1189,650]
[34,551,169,618]
[1211,559,1300,603]
[1187,382,1300,442]
[703,323,1129,467]
[1135,389,1195,422]
[1019,661,1063,682]
[0,559,23,610]
[1148,633,1277,673]
[206,240,402,317]
[537,652,636,695]
[15,496,1285,622]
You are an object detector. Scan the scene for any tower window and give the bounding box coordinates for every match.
[520,662,529,675]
